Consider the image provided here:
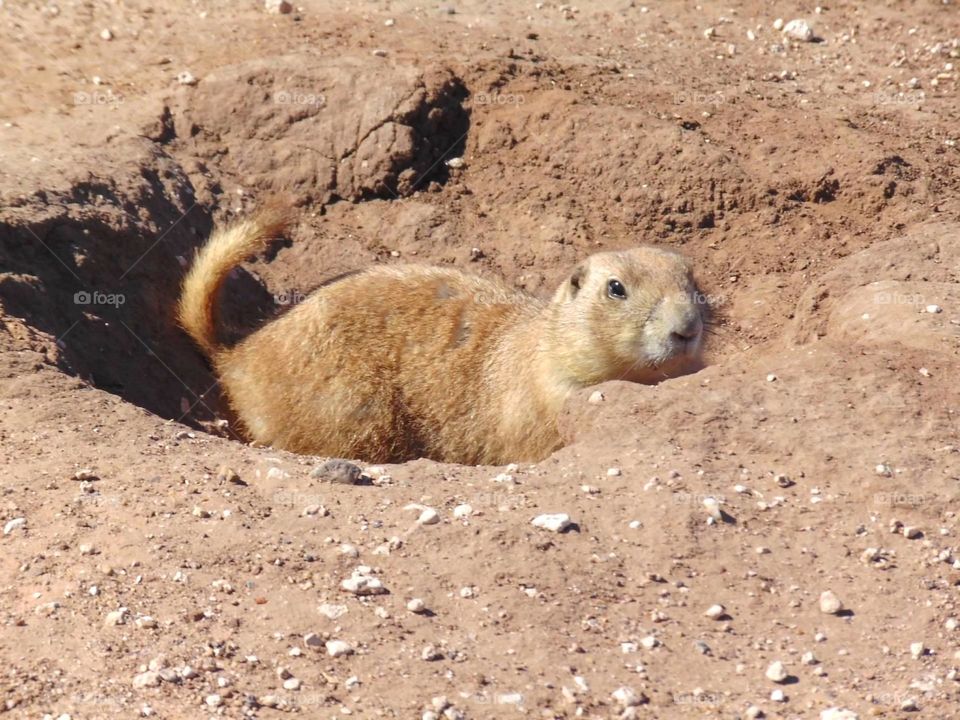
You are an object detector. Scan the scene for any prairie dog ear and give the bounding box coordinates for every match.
[568,264,586,297]
[553,262,588,303]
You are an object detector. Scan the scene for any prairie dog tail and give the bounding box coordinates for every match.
[178,205,291,359]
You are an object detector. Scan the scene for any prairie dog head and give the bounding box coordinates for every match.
[547,248,705,385]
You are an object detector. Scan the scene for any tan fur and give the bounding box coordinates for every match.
[178,209,706,464]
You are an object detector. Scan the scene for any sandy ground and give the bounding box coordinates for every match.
[1,1,959,718]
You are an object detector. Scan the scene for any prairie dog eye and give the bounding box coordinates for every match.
[607,279,627,299]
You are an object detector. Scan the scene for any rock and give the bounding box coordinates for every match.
[772,17,785,30]
[453,504,472,519]
[588,390,605,403]
[801,651,818,665]
[176,71,197,86]
[282,678,301,691]
[925,304,942,314]
[35,601,60,616]
[770,689,786,702]
[607,467,622,477]
[702,497,722,520]
[311,459,362,485]
[319,603,348,619]
[264,0,293,13]
[903,525,922,539]
[705,604,725,619]
[445,157,464,169]
[765,660,788,682]
[910,641,926,659]
[421,644,443,661]
[303,632,324,649]
[407,598,427,614]
[640,635,659,649]
[611,687,645,707]
[105,608,129,626]
[3,518,26,535]
[418,508,440,525]
[531,513,572,532]
[132,671,161,688]
[341,568,388,596]
[326,640,354,657]
[782,19,815,41]
[205,694,222,707]
[819,590,844,614]
[135,616,158,629]
[820,710,859,720]
[99,28,113,41]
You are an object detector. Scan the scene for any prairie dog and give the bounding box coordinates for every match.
[178,209,706,464]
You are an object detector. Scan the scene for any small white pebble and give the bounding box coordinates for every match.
[407,598,427,614]
[926,304,942,313]
[705,604,725,619]
[326,640,354,658]
[819,590,844,614]
[531,513,572,533]
[765,660,788,682]
[3,518,26,535]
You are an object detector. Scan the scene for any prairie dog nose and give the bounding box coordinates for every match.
[669,307,703,343]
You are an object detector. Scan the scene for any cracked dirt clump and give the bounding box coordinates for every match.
[174,59,469,203]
